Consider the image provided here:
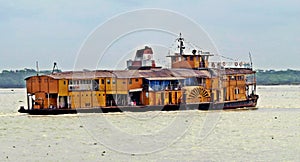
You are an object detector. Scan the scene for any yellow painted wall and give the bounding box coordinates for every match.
[70,92,81,109]
[226,75,247,101]
[80,91,92,108]
[149,92,155,105]
[59,79,68,96]
[91,91,106,107]
[117,78,128,91]
[164,91,169,105]
[156,92,162,105]
[99,78,106,91]
[105,78,113,91]
[177,91,182,104]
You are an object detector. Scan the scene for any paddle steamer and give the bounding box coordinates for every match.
[18,34,258,115]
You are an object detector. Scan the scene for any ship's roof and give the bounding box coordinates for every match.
[225,68,255,75]
[25,68,255,80]
[29,68,211,80]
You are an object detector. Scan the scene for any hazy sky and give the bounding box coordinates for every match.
[1,0,299,71]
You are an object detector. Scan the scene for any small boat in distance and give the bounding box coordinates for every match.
[18,34,259,115]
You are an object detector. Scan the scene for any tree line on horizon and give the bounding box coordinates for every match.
[0,69,59,88]
[1,68,300,88]
[255,69,300,85]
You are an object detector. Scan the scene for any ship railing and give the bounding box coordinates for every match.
[209,62,252,69]
[246,79,257,85]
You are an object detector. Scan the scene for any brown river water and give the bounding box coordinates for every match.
[0,85,300,161]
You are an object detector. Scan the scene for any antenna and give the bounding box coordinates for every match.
[177,33,185,55]
[249,52,253,69]
[36,61,39,76]
[52,62,58,74]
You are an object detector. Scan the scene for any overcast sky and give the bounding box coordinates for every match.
[1,0,299,71]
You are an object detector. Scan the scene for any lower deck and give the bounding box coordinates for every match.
[18,96,258,115]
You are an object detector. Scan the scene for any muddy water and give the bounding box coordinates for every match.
[0,86,299,161]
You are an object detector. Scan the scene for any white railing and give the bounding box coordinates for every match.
[208,62,252,69]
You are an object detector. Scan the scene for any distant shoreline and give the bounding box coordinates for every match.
[1,68,300,88]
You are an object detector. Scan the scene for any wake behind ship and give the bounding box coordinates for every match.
[18,34,259,115]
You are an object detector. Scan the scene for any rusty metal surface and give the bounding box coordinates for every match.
[39,68,211,80]
[26,68,254,80]
[225,68,255,75]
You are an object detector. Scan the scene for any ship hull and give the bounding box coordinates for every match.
[18,97,258,115]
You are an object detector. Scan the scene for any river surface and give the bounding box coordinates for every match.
[0,85,300,161]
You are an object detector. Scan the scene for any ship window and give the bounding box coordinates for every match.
[107,79,110,84]
[46,94,58,98]
[87,80,91,84]
[135,79,139,82]
[123,81,126,84]
[171,57,176,63]
[64,81,66,85]
[112,79,116,84]
[129,79,132,84]
[235,88,240,94]
[190,56,193,61]
[101,79,105,84]
[184,78,198,86]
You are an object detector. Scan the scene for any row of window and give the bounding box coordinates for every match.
[148,78,206,91]
[172,55,208,62]
[71,93,106,97]
[229,75,245,81]
[31,78,54,83]
[69,78,139,85]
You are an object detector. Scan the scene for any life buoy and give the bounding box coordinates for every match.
[234,62,238,66]
[222,62,226,66]
[239,62,243,67]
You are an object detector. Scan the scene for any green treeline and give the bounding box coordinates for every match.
[1,69,300,88]
[256,69,300,85]
[0,69,58,88]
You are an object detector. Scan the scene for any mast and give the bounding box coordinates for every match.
[177,33,185,55]
[52,62,58,74]
[249,52,253,69]
[36,61,39,76]
[249,52,256,94]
